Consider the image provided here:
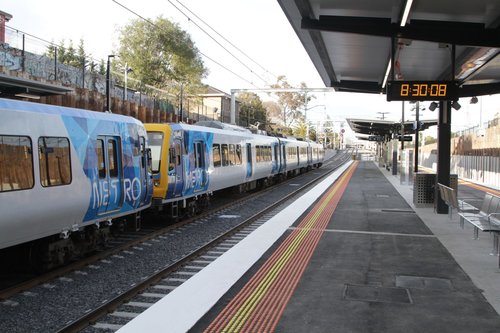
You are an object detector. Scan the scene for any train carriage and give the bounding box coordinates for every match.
[309,141,325,168]
[146,122,281,217]
[0,98,152,267]
[277,137,311,176]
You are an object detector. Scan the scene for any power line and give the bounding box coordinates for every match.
[112,0,261,89]
[170,0,278,82]
[166,0,269,85]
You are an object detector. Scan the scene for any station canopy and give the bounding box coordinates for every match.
[346,118,437,141]
[278,0,500,97]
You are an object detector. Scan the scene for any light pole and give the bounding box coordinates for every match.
[377,111,390,120]
[105,54,115,112]
[412,101,425,173]
[304,104,325,140]
[124,63,133,101]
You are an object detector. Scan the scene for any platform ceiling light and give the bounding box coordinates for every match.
[400,0,414,27]
[428,102,438,111]
[382,59,392,89]
[452,101,461,110]
[470,96,478,104]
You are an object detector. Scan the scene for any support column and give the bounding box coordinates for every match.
[436,100,451,214]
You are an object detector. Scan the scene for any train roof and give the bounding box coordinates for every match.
[0,98,141,124]
[195,120,252,133]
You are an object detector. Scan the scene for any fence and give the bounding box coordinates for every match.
[1,25,185,119]
[420,150,500,189]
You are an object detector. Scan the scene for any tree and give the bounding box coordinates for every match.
[115,16,208,98]
[424,136,437,145]
[293,120,307,138]
[237,92,268,129]
[270,75,313,128]
[45,39,94,72]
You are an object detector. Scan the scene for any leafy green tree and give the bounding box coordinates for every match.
[46,39,91,71]
[238,92,268,128]
[98,60,106,75]
[56,40,67,63]
[270,75,313,128]
[308,126,317,142]
[424,136,437,145]
[114,16,207,98]
[293,120,307,138]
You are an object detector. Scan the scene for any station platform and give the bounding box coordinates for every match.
[118,160,500,333]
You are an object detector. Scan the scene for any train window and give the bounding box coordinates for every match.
[235,145,242,165]
[39,137,72,187]
[221,144,229,166]
[97,139,106,178]
[0,135,34,192]
[229,144,236,165]
[195,142,204,168]
[175,143,182,165]
[168,148,175,172]
[147,132,163,173]
[213,144,221,167]
[108,139,118,178]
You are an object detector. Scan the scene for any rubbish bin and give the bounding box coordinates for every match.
[413,173,435,207]
[413,173,458,208]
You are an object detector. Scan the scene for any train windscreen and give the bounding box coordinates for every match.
[147,132,163,173]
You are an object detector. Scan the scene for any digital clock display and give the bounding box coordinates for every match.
[386,81,458,101]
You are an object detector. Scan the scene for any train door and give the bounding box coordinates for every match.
[139,136,150,206]
[272,143,279,173]
[168,138,184,198]
[281,144,287,172]
[246,143,253,179]
[96,136,123,214]
[193,141,207,191]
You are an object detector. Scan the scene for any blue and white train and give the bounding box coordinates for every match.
[145,121,324,218]
[0,98,153,268]
[0,98,324,268]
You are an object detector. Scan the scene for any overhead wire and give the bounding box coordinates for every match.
[112,0,258,88]
[169,0,278,83]
[112,0,260,88]
[166,0,269,85]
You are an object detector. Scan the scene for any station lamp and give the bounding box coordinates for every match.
[452,100,461,110]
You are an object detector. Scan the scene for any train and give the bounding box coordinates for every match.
[0,98,324,269]
[0,98,153,269]
[145,121,324,218]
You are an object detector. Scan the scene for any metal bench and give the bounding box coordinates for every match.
[457,192,500,268]
[436,183,479,221]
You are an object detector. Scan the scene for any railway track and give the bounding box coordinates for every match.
[0,150,352,333]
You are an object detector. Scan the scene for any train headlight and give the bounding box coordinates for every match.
[154,180,160,187]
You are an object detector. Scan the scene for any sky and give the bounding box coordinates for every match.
[3,0,500,138]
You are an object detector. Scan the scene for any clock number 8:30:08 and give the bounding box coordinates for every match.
[400,83,447,97]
